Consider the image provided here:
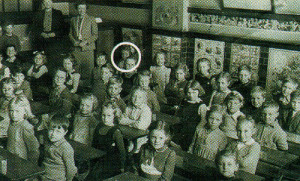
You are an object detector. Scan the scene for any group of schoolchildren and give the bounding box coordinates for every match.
[0,22,299,181]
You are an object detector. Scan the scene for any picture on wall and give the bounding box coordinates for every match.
[152,34,182,67]
[266,48,300,93]
[223,0,272,11]
[229,43,260,79]
[122,28,143,51]
[193,38,225,78]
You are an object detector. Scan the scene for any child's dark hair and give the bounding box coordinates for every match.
[262,101,279,111]
[250,86,266,98]
[185,80,205,97]
[215,149,238,167]
[217,72,231,84]
[81,93,99,112]
[224,91,244,106]
[48,114,70,131]
[174,63,190,79]
[11,66,25,76]
[125,57,137,64]
[207,104,225,119]
[238,64,252,74]
[197,58,211,71]
[291,90,300,101]
[108,75,123,86]
[150,121,172,144]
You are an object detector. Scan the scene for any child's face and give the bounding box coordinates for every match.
[291,97,300,112]
[80,99,93,115]
[139,76,150,89]
[208,111,223,130]
[102,108,115,126]
[187,88,199,101]
[198,61,210,75]
[13,73,25,84]
[77,4,87,16]
[54,70,66,86]
[96,55,106,66]
[237,122,254,143]
[156,53,165,66]
[227,98,242,114]
[63,58,73,71]
[9,105,25,122]
[7,47,16,57]
[218,156,239,178]
[101,67,113,83]
[108,84,122,98]
[175,69,185,82]
[2,84,14,97]
[251,92,265,108]
[5,25,13,35]
[132,90,146,108]
[48,126,67,143]
[262,107,279,125]
[121,49,130,59]
[34,54,44,65]
[150,130,168,150]
[239,70,251,84]
[282,82,297,97]
[217,78,229,92]
[125,59,136,70]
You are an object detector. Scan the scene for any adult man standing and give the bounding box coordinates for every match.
[69,1,98,86]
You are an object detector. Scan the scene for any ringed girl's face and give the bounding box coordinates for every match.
[208,111,223,130]
[34,54,44,66]
[282,82,297,97]
[227,98,242,114]
[150,130,168,150]
[237,122,254,143]
[2,84,14,97]
[218,78,229,92]
[251,92,265,108]
[218,156,239,178]
[54,70,66,86]
[175,69,185,82]
[132,90,146,108]
[102,108,115,126]
[156,53,165,66]
[80,99,93,115]
[63,58,73,72]
[187,88,199,101]
[198,61,210,76]
[108,84,122,98]
[239,70,251,84]
[125,58,136,70]
[291,97,300,112]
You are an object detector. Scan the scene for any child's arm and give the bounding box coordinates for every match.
[32,65,48,79]
[238,142,261,173]
[275,131,289,151]
[27,65,34,77]
[23,125,40,164]
[130,106,152,130]
[70,73,80,93]
[119,109,135,126]
[62,144,77,181]
[161,150,176,181]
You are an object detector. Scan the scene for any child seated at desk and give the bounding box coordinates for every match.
[92,102,126,176]
[214,150,241,180]
[63,55,80,94]
[173,80,206,151]
[220,91,245,139]
[41,116,77,181]
[225,116,260,174]
[285,90,300,134]
[136,70,160,113]
[105,76,127,113]
[12,66,33,101]
[209,72,232,108]
[137,121,176,181]
[6,96,40,164]
[69,93,99,146]
[189,105,227,161]
[254,101,288,150]
[119,88,152,153]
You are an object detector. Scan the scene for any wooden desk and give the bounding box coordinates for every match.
[68,140,106,160]
[0,148,44,181]
[287,132,300,156]
[152,112,180,125]
[118,125,149,140]
[103,172,150,181]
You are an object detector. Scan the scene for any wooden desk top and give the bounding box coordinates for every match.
[260,146,299,167]
[103,172,150,181]
[68,140,106,160]
[118,125,149,140]
[0,148,44,181]
[152,112,180,125]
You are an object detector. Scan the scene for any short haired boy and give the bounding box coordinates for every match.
[286,90,300,134]
[7,97,40,164]
[105,76,127,112]
[254,101,288,150]
[41,116,77,181]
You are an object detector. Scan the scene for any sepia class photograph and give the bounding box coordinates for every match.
[0,0,299,180]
